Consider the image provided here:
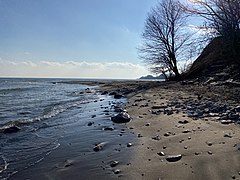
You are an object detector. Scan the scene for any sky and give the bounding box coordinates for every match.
[0,0,160,79]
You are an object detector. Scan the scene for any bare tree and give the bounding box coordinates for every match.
[139,0,193,80]
[182,0,240,57]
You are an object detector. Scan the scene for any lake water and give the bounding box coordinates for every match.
[0,78,135,180]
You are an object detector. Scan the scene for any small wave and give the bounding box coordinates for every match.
[0,87,33,94]
[0,155,8,174]
[0,99,91,131]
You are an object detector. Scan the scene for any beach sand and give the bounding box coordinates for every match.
[96,80,240,179]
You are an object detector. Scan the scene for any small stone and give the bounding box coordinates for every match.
[91,115,96,118]
[188,137,191,140]
[224,133,232,138]
[88,122,94,126]
[166,154,182,162]
[3,126,21,133]
[182,129,191,133]
[127,143,132,147]
[157,151,165,156]
[164,132,171,137]
[208,151,213,155]
[103,126,114,131]
[163,146,167,149]
[145,123,150,126]
[221,120,233,124]
[137,134,143,138]
[110,161,119,167]
[184,146,188,149]
[152,135,161,141]
[231,175,236,179]
[178,120,189,124]
[113,169,121,174]
[93,143,103,152]
[195,152,200,155]
[206,142,213,146]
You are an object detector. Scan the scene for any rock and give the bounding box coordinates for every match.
[111,112,131,123]
[103,126,115,131]
[88,122,94,126]
[101,91,108,95]
[152,105,168,109]
[178,120,189,124]
[93,143,104,152]
[220,120,233,124]
[164,132,171,137]
[110,161,119,167]
[152,135,161,141]
[208,151,213,155]
[157,152,165,156]
[182,129,191,133]
[91,115,96,118]
[206,142,213,146]
[145,123,150,126]
[114,94,123,99]
[224,133,232,138]
[127,143,132,147]
[3,126,21,133]
[166,154,182,162]
[113,169,121,174]
[109,92,117,96]
[235,106,240,113]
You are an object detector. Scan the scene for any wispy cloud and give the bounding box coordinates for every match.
[0,60,149,79]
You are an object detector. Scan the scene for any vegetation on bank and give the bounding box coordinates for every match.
[139,0,240,81]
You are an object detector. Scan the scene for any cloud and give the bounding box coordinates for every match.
[0,60,149,79]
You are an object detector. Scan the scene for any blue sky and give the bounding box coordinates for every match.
[0,0,160,78]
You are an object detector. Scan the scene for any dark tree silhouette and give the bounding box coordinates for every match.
[139,0,193,79]
[183,0,240,58]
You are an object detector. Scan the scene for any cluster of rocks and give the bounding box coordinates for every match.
[151,99,240,124]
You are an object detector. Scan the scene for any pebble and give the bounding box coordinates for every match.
[208,151,213,155]
[157,151,165,156]
[145,123,150,126]
[195,152,200,155]
[127,143,132,147]
[166,154,182,162]
[224,133,232,138]
[113,169,121,174]
[110,161,119,167]
[182,129,191,133]
[206,142,213,146]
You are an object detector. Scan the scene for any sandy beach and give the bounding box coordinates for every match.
[97,80,240,180]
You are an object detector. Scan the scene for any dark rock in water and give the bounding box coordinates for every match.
[111,112,131,123]
[110,161,119,167]
[166,154,182,162]
[114,94,123,99]
[3,126,21,133]
[235,106,240,113]
[101,91,108,95]
[88,122,94,126]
